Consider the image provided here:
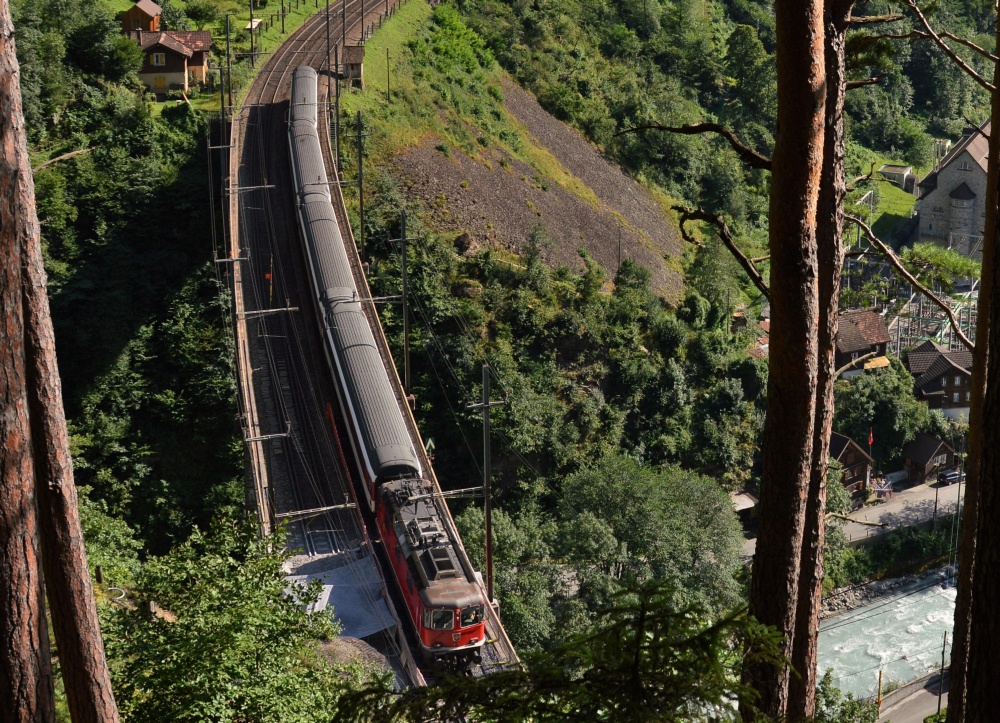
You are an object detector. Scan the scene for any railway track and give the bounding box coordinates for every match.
[225,0,518,683]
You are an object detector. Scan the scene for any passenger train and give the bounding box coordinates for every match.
[287,66,487,664]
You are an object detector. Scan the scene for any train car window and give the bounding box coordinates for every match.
[461,605,484,627]
[429,609,454,630]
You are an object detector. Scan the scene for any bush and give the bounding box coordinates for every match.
[825,521,955,589]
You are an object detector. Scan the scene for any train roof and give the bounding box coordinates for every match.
[382,479,483,609]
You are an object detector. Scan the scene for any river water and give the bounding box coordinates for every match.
[817,574,955,699]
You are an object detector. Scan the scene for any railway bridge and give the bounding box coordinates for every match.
[220,0,518,684]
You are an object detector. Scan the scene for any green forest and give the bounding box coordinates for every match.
[9,0,995,719]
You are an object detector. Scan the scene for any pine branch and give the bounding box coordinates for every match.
[827,511,886,526]
[673,207,771,302]
[848,13,904,24]
[901,0,996,92]
[623,122,772,170]
[846,163,878,192]
[846,76,883,89]
[846,215,975,351]
[963,116,989,138]
[834,350,879,377]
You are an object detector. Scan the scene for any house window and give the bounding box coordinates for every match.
[953,392,960,403]
[934,453,947,466]
[152,52,166,66]
[955,375,962,385]
[929,223,933,230]
[952,198,972,208]
[133,19,140,30]
[966,392,971,401]
[959,161,973,170]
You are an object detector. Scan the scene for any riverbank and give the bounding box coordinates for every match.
[822,566,954,619]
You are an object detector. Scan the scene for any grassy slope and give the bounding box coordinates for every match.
[338,0,686,298]
[340,1,604,210]
[871,181,918,241]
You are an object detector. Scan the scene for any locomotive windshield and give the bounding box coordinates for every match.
[461,604,484,627]
[426,609,454,630]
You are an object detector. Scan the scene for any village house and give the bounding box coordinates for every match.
[835,309,891,378]
[902,433,956,486]
[830,432,873,509]
[916,120,990,260]
[132,30,212,93]
[904,339,973,421]
[118,0,162,34]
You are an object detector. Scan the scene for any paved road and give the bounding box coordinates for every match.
[879,677,948,722]
[743,478,965,557]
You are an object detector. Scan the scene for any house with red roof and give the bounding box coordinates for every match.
[132,30,212,93]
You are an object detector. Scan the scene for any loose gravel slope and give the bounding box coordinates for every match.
[392,76,684,301]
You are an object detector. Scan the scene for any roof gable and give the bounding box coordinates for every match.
[137,30,211,58]
[829,432,873,465]
[836,309,891,354]
[916,355,964,390]
[907,341,973,388]
[919,121,990,198]
[905,340,948,376]
[902,433,954,466]
[141,32,193,57]
[938,122,989,174]
[343,45,365,64]
[133,0,162,17]
[950,181,977,200]
[166,31,212,53]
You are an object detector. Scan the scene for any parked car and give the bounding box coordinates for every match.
[938,469,965,486]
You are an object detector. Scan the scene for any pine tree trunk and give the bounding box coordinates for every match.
[0,7,55,719]
[787,3,850,715]
[947,29,1000,722]
[1,2,120,720]
[963,31,1000,715]
[742,0,826,718]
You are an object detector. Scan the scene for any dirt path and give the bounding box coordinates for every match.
[391,77,684,300]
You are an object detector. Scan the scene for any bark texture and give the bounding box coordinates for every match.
[947,30,1000,723]
[787,3,851,715]
[743,0,826,718]
[0,6,54,718]
[964,36,1000,714]
[1,2,120,720]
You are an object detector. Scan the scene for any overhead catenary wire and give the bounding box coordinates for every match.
[224,9,408,663]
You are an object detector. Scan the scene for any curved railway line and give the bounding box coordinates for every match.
[223,0,518,683]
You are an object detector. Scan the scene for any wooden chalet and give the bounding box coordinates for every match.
[835,309,891,378]
[830,432,873,508]
[905,339,973,421]
[118,0,162,34]
[902,433,955,486]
